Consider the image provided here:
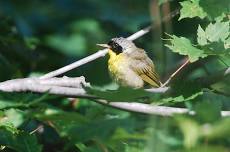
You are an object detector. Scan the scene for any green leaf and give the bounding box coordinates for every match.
[205,21,229,43]
[67,118,134,143]
[0,109,25,127]
[0,92,29,109]
[211,75,230,96]
[203,42,227,53]
[219,54,230,66]
[179,0,230,20]
[179,0,207,20]
[0,126,42,152]
[161,91,203,104]
[111,127,147,140]
[165,35,207,62]
[197,25,208,45]
[224,37,230,49]
[0,92,52,109]
[202,118,230,140]
[86,87,154,102]
[176,116,200,148]
[197,21,230,57]
[199,0,230,19]
[185,146,229,152]
[195,100,221,123]
[34,110,88,136]
[35,108,138,144]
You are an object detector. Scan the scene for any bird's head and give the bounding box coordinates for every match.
[97,37,136,55]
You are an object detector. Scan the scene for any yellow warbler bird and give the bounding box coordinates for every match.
[98,37,161,88]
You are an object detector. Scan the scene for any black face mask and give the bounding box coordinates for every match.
[108,40,123,54]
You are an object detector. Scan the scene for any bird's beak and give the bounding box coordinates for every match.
[96,43,110,48]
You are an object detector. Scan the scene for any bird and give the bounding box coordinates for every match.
[97,37,161,88]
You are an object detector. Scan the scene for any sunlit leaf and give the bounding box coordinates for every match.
[198,21,230,45]
[197,25,208,46]
[201,118,230,140]
[165,35,207,62]
[0,109,25,127]
[176,116,200,148]
[179,0,207,20]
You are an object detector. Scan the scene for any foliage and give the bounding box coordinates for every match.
[0,124,42,152]
[0,0,229,152]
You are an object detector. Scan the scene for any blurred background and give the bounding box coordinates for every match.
[0,0,229,152]
[0,0,197,85]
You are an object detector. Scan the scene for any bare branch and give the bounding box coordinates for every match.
[0,77,229,117]
[96,99,193,116]
[127,26,152,41]
[95,100,230,117]
[40,49,108,79]
[0,77,92,98]
[0,77,167,94]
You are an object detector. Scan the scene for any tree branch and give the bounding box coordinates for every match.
[0,77,229,117]
[0,77,168,94]
[40,49,108,79]
[0,77,92,98]
[96,100,230,116]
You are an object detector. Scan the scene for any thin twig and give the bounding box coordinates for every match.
[40,49,108,79]
[30,125,44,134]
[162,58,190,87]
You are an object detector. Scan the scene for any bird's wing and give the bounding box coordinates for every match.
[129,49,161,88]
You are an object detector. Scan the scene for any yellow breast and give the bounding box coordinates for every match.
[108,49,125,77]
[107,49,145,88]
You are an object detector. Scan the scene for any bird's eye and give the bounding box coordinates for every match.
[107,40,123,54]
[112,43,122,54]
[115,45,122,53]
